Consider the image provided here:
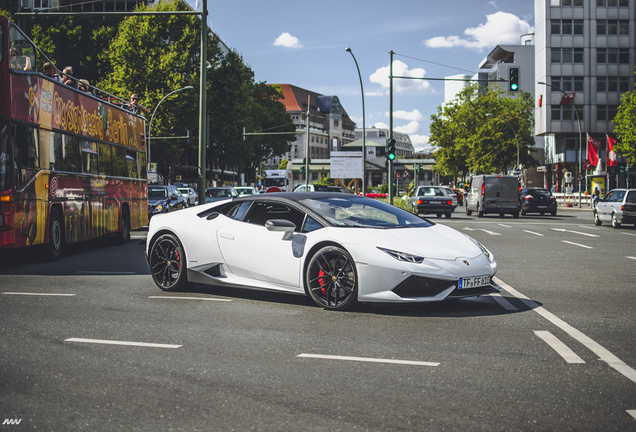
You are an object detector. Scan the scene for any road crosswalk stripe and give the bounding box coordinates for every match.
[534,331,585,364]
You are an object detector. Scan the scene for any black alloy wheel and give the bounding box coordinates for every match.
[306,246,357,310]
[149,233,189,291]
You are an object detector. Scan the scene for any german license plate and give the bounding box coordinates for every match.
[538,206,547,208]
[458,275,490,289]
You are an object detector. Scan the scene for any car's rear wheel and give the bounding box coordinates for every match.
[465,205,472,216]
[445,212,451,219]
[114,207,130,245]
[44,208,63,262]
[477,205,483,218]
[306,246,357,310]
[436,213,442,218]
[594,211,602,226]
[149,233,190,291]
[612,213,621,229]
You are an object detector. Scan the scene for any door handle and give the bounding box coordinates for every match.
[220,233,234,240]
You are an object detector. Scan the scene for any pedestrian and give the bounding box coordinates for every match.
[127,93,149,116]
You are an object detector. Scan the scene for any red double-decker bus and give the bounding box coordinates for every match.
[0,15,148,260]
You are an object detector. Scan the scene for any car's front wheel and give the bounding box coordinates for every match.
[149,233,190,291]
[306,246,357,310]
[594,211,602,226]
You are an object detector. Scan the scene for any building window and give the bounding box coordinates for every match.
[551,19,583,35]
[552,48,584,64]
[551,105,583,121]
[565,137,576,150]
[597,20,629,35]
[552,76,584,92]
[597,0,629,6]
[597,48,629,64]
[554,0,583,6]
[598,105,618,121]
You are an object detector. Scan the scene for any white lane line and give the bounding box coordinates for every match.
[534,331,585,364]
[65,338,181,349]
[297,353,439,367]
[627,256,636,261]
[148,296,232,302]
[622,232,636,237]
[2,292,76,296]
[627,410,636,420]
[498,224,511,228]
[562,240,594,249]
[495,277,636,385]
[490,293,518,311]
[550,228,600,237]
[463,227,476,231]
[523,230,544,237]
[479,228,501,236]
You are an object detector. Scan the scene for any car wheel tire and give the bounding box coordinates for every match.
[465,206,472,216]
[612,213,621,229]
[445,212,451,219]
[520,209,526,216]
[477,205,483,218]
[513,212,520,219]
[306,246,357,311]
[499,212,505,218]
[540,212,545,216]
[149,233,190,291]
[436,213,442,218]
[594,211,602,226]
[44,208,64,262]
[115,207,130,245]
[551,210,557,216]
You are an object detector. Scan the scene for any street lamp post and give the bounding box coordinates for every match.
[486,113,519,174]
[345,47,366,196]
[538,81,582,208]
[147,85,194,171]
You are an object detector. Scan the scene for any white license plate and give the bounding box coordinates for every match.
[538,206,547,208]
[458,275,490,289]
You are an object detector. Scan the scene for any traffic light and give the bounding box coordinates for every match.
[509,67,519,92]
[300,166,305,174]
[387,138,396,161]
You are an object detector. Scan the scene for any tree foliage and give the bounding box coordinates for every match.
[429,84,536,181]
[613,79,636,163]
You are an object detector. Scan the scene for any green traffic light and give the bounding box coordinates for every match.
[511,84,518,90]
[388,153,396,160]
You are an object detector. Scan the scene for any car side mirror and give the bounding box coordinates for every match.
[265,219,296,240]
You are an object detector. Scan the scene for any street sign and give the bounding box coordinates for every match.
[514,168,521,175]
[576,174,583,182]
[402,170,410,178]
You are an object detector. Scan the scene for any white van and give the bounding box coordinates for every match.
[465,175,520,218]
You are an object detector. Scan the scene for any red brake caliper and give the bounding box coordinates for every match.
[318,263,327,295]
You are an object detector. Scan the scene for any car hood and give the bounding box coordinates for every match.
[342,224,483,261]
[148,198,167,206]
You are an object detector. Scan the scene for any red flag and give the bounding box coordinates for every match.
[606,134,617,167]
[587,134,600,167]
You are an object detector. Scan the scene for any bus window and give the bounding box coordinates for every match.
[9,24,35,72]
[113,146,127,177]
[126,150,138,178]
[99,143,114,176]
[138,152,147,179]
[0,122,10,191]
[81,141,98,175]
[61,135,81,173]
[12,123,39,189]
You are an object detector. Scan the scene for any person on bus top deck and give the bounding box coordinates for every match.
[78,79,93,95]
[62,66,77,89]
[10,47,32,71]
[43,62,62,82]
[127,94,149,116]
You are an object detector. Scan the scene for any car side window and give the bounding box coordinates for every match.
[626,192,636,204]
[224,201,251,221]
[302,215,323,233]
[614,191,625,202]
[604,192,614,202]
[244,201,305,231]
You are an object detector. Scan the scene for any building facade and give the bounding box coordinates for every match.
[535,0,635,193]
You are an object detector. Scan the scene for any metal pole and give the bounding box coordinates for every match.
[147,86,193,167]
[345,48,366,196]
[305,95,310,190]
[538,82,582,208]
[198,0,208,206]
[389,50,394,205]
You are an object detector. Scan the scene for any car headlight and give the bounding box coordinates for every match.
[465,235,495,264]
[153,204,163,213]
[377,247,424,263]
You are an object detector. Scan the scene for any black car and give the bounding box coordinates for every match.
[520,188,557,216]
[148,185,187,220]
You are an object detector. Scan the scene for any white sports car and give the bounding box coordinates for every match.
[145,192,500,310]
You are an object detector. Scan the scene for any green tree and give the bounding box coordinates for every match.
[613,85,636,163]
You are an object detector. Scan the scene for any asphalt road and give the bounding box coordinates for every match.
[1,208,635,431]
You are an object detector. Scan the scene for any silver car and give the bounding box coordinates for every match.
[593,188,636,228]
[178,187,197,207]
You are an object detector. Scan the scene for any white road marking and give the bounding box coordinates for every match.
[523,230,544,237]
[626,256,636,261]
[479,229,501,236]
[297,354,439,367]
[534,331,585,364]
[490,293,518,311]
[562,240,594,249]
[550,228,599,237]
[2,292,76,296]
[622,232,636,237]
[148,296,232,302]
[463,227,476,231]
[65,338,181,349]
[627,410,636,420]
[578,225,600,230]
[495,277,636,385]
[497,224,511,228]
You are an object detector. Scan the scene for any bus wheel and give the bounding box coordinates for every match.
[44,208,63,262]
[115,208,131,245]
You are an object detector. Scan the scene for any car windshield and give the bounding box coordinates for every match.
[206,189,231,198]
[627,191,636,203]
[237,188,253,195]
[148,188,167,200]
[524,189,551,196]
[178,188,189,194]
[300,196,432,228]
[417,187,445,197]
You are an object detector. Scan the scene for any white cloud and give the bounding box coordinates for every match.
[369,60,429,94]
[410,134,431,152]
[424,12,533,51]
[273,32,303,48]
[394,121,424,135]
[389,109,425,122]
[373,122,389,129]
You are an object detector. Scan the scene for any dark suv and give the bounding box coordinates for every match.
[148,185,187,220]
[520,188,557,216]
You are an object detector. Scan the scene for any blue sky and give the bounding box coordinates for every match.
[186,0,534,152]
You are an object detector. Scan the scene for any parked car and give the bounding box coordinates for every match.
[145,192,500,310]
[520,188,557,216]
[205,187,239,203]
[451,189,464,206]
[593,188,636,228]
[404,186,457,218]
[444,188,459,207]
[362,189,388,199]
[148,185,188,220]
[465,175,520,218]
[177,187,197,207]
[293,184,351,193]
[235,186,259,196]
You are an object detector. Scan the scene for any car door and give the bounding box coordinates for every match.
[610,190,625,218]
[216,200,305,290]
[598,191,614,221]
